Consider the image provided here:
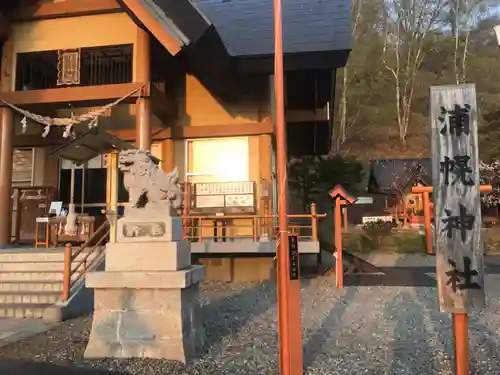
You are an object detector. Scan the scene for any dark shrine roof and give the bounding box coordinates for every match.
[368,158,432,193]
[5,1,351,61]
[190,0,352,57]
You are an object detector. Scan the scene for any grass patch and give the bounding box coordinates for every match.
[342,227,500,254]
[343,230,425,253]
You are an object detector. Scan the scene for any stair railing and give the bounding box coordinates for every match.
[62,219,110,301]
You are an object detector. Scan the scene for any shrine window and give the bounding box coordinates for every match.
[15,44,133,91]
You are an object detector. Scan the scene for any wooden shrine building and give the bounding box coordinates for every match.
[0,0,351,281]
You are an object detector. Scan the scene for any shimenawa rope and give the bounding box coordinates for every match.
[0,85,144,138]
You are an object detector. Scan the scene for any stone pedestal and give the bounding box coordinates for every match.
[84,268,204,361]
[84,208,205,362]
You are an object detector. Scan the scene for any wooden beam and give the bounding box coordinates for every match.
[0,83,149,107]
[119,0,182,56]
[105,128,164,141]
[106,121,274,141]
[13,134,63,148]
[286,106,329,123]
[14,0,123,21]
[169,121,274,139]
[412,185,492,194]
[13,121,274,147]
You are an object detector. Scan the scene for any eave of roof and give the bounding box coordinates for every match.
[120,0,351,65]
[118,0,211,55]
[191,0,351,57]
[3,0,352,72]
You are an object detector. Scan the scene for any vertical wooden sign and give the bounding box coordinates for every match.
[431,84,485,313]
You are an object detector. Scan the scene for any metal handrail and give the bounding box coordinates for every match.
[62,219,110,301]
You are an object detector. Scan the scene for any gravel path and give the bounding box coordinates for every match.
[1,275,500,375]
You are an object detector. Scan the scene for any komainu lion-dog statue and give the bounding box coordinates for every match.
[118,149,183,211]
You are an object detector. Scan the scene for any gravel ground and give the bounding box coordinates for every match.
[1,274,500,375]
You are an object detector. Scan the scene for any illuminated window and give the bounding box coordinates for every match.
[188,137,249,183]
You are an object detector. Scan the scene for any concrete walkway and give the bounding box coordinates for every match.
[0,318,56,348]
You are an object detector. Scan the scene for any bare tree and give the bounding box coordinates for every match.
[446,0,494,83]
[335,0,385,152]
[337,0,363,150]
[381,0,446,145]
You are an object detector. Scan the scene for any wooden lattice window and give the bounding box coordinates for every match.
[57,49,81,86]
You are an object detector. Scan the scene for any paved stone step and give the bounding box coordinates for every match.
[0,281,62,292]
[0,303,52,318]
[0,291,60,304]
[0,271,81,282]
[0,260,94,272]
[0,251,100,263]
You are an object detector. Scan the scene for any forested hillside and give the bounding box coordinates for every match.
[333,0,500,161]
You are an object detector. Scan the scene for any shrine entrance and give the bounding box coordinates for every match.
[50,128,135,241]
[59,153,122,218]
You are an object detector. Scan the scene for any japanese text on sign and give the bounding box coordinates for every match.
[446,257,481,293]
[288,235,299,280]
[438,104,471,136]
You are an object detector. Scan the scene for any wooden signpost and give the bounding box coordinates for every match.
[329,185,356,288]
[411,185,492,256]
[431,84,485,375]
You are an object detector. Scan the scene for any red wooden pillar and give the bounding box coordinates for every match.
[0,38,14,248]
[334,199,343,288]
[453,313,469,375]
[422,191,433,254]
[0,108,13,247]
[273,0,303,373]
[329,185,356,289]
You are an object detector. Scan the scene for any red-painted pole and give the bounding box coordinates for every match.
[453,313,469,375]
[273,0,303,373]
[335,199,343,288]
[422,192,433,255]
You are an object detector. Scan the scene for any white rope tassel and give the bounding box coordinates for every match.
[62,124,72,138]
[88,117,98,129]
[64,163,78,236]
[21,116,27,133]
[42,125,51,138]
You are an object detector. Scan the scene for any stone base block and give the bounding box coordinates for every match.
[105,241,191,272]
[84,284,204,362]
[86,265,205,289]
[116,214,182,243]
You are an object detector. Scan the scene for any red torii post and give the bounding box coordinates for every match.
[411,185,493,255]
[329,185,356,288]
